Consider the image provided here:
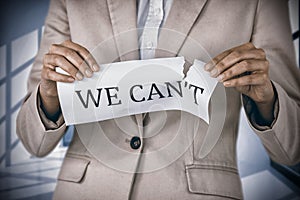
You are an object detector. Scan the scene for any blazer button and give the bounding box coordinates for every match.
[130,136,141,149]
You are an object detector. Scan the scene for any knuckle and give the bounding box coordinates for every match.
[246,42,254,49]
[66,50,77,60]
[262,73,268,80]
[231,51,240,58]
[240,60,248,66]
[212,58,218,66]
[258,48,266,57]
[218,61,225,68]
[72,70,79,77]
[53,55,61,64]
[49,44,58,53]
[241,60,250,70]
[66,66,77,76]
[264,60,269,66]
[264,60,269,71]
[247,76,254,84]
[46,69,52,80]
[215,64,223,72]
[65,49,73,58]
[226,69,233,77]
[62,40,71,45]
[244,60,251,65]
[78,60,86,69]
[43,54,49,66]
[43,63,51,71]
[56,59,63,68]
[264,60,269,68]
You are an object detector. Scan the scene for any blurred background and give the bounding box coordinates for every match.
[0,0,299,199]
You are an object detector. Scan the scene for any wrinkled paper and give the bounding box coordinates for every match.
[57,57,218,125]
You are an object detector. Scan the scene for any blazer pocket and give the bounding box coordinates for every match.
[58,156,90,183]
[185,164,243,200]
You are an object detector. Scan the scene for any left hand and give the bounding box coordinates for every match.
[204,42,275,124]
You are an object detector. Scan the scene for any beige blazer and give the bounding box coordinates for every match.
[17,0,300,199]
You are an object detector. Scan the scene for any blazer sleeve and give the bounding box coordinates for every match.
[243,0,300,165]
[16,0,70,157]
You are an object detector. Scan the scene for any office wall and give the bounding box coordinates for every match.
[290,0,300,65]
[0,0,50,167]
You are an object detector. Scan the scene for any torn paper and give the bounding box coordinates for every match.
[57,57,218,125]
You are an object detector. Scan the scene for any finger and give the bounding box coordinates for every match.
[204,42,256,71]
[44,54,84,80]
[209,48,266,78]
[204,49,231,71]
[42,67,75,83]
[217,60,268,82]
[61,40,100,72]
[49,44,93,78]
[223,73,267,87]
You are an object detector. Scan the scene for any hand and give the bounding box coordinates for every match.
[40,40,100,117]
[204,42,275,124]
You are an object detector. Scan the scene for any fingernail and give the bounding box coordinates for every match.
[92,64,100,72]
[217,74,224,82]
[85,68,93,77]
[223,81,230,87]
[68,77,75,82]
[204,64,212,71]
[75,72,83,80]
[210,68,218,77]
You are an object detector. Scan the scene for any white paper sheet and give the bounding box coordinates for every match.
[57,57,218,125]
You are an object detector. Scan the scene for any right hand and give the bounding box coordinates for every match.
[39,40,100,117]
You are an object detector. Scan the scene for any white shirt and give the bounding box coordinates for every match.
[137,0,173,60]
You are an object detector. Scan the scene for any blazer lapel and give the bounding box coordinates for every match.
[106,0,139,61]
[156,0,208,58]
